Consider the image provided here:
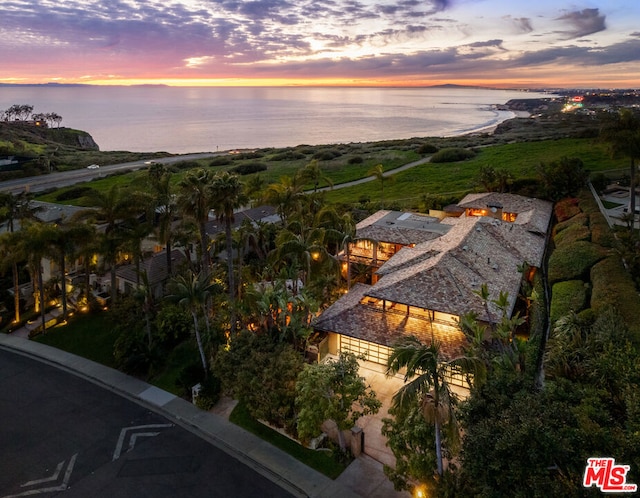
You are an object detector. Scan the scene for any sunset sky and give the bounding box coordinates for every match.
[1,0,639,88]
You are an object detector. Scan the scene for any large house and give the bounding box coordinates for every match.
[313,193,553,383]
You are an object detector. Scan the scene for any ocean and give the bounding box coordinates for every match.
[0,86,552,154]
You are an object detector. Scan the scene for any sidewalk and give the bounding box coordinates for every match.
[0,333,407,498]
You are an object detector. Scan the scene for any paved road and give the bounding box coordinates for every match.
[0,350,292,498]
[0,153,218,195]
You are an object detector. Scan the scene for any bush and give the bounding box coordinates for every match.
[194,375,222,410]
[347,156,364,164]
[591,256,640,339]
[313,149,342,161]
[417,143,438,155]
[547,241,609,284]
[271,150,307,161]
[554,198,581,222]
[430,148,476,163]
[550,280,588,323]
[209,156,232,166]
[231,162,267,175]
[553,222,591,247]
[55,186,95,201]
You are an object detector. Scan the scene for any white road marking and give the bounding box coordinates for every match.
[112,424,173,461]
[3,453,77,498]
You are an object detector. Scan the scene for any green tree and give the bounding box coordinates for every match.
[296,159,333,193]
[296,351,381,450]
[386,337,483,476]
[368,164,393,209]
[166,270,218,375]
[210,171,247,330]
[148,163,176,275]
[177,168,215,272]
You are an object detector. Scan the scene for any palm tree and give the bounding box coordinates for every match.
[265,175,304,225]
[209,172,246,311]
[272,220,328,286]
[166,270,216,375]
[387,336,484,476]
[177,169,215,272]
[74,185,141,303]
[0,191,41,323]
[368,164,392,209]
[297,160,333,194]
[0,231,23,322]
[148,164,176,275]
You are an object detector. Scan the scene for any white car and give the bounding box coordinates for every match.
[87,164,100,169]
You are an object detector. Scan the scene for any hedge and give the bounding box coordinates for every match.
[550,280,588,323]
[547,240,609,284]
[590,256,640,340]
[552,222,591,247]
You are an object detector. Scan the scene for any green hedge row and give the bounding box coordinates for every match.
[590,256,640,340]
[547,240,609,284]
[550,280,588,323]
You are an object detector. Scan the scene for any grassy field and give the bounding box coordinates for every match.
[36,136,626,209]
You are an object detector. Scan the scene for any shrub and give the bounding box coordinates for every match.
[194,375,222,410]
[313,149,342,160]
[209,156,232,166]
[231,162,267,175]
[554,213,588,234]
[554,198,581,222]
[430,148,476,163]
[348,156,364,164]
[553,223,591,247]
[55,186,95,201]
[271,150,307,161]
[547,240,608,284]
[550,280,588,323]
[417,143,438,155]
[591,256,640,339]
[589,212,615,248]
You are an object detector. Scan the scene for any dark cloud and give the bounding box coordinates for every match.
[555,8,606,39]
[508,16,533,34]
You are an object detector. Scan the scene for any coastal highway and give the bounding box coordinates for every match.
[0,152,218,195]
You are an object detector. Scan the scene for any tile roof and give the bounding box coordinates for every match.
[313,284,469,360]
[315,193,553,355]
[457,192,553,234]
[205,205,278,236]
[355,210,450,245]
[117,249,186,286]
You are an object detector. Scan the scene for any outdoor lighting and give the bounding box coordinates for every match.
[414,485,427,498]
[311,251,320,261]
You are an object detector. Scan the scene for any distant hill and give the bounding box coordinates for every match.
[0,121,99,153]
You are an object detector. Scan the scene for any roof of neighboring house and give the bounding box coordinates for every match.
[313,283,469,359]
[355,210,450,245]
[205,205,278,237]
[117,249,186,286]
[457,192,553,234]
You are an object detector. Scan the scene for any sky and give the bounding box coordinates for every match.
[1,0,639,88]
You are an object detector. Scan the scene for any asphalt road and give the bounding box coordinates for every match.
[0,350,292,498]
[0,153,218,195]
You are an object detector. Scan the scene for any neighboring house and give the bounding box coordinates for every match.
[313,192,553,385]
[205,205,279,239]
[116,249,186,299]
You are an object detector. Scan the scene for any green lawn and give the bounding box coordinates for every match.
[34,311,119,368]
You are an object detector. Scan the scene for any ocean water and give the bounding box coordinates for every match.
[0,86,551,154]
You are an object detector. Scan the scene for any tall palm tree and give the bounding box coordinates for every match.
[387,336,484,476]
[166,270,216,375]
[296,160,333,194]
[74,185,141,303]
[210,172,246,333]
[368,164,392,209]
[265,175,304,225]
[148,164,176,275]
[0,191,41,323]
[272,220,328,286]
[177,169,215,272]
[0,231,23,322]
